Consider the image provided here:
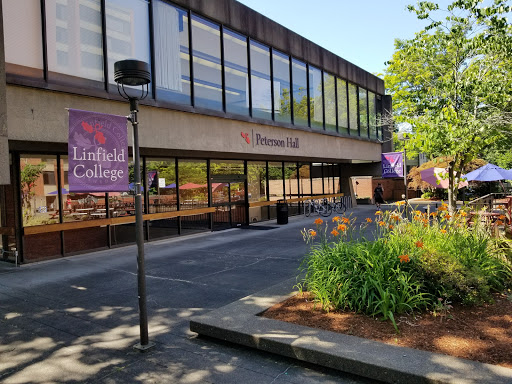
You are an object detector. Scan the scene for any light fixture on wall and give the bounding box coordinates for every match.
[114,59,154,351]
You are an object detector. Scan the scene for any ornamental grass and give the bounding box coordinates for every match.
[298,202,512,332]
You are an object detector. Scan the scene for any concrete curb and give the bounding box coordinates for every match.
[190,278,512,384]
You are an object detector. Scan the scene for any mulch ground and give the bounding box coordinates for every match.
[261,291,512,369]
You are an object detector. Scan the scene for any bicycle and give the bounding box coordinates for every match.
[330,197,346,214]
[304,198,332,217]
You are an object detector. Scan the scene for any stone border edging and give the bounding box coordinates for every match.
[190,278,512,384]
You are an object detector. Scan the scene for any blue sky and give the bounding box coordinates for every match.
[236,0,444,76]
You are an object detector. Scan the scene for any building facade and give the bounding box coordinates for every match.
[0,0,392,263]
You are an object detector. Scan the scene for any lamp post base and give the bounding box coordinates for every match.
[133,341,155,351]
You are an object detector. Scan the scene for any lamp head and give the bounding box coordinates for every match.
[114,60,150,86]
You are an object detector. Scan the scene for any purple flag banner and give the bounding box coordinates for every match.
[68,109,128,192]
[381,151,404,178]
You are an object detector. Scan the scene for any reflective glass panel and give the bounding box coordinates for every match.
[272,50,291,124]
[292,59,308,127]
[268,162,283,201]
[146,158,177,213]
[20,155,59,227]
[368,91,377,139]
[324,73,336,132]
[153,1,190,105]
[46,0,104,82]
[359,87,368,137]
[298,163,311,197]
[191,15,222,111]
[3,0,44,77]
[250,40,272,120]
[223,29,249,116]
[284,162,299,215]
[309,66,323,130]
[348,83,358,136]
[106,0,151,85]
[337,78,348,134]
[247,161,268,222]
[311,163,323,195]
[178,159,207,210]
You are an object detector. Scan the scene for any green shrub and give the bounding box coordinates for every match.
[298,205,512,331]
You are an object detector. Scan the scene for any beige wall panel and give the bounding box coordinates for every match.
[7,86,381,162]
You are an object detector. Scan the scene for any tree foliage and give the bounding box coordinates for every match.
[385,0,512,210]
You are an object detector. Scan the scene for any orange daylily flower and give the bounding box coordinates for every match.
[331,229,339,236]
[309,230,317,237]
[388,224,394,230]
[438,206,447,211]
[375,211,382,215]
[430,212,438,217]
[440,229,447,234]
[499,215,506,220]
[338,224,347,232]
[496,220,504,226]
[314,218,323,225]
[341,217,350,224]
[398,254,410,263]
[460,211,467,217]
[378,221,385,227]
[445,214,452,220]
[366,218,372,223]
[415,241,424,248]
[332,216,340,222]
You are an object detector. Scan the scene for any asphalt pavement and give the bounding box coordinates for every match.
[0,202,428,384]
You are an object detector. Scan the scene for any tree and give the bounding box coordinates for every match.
[385,0,512,211]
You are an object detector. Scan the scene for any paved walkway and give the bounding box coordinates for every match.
[0,201,435,384]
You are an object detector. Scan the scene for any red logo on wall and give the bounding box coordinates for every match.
[241,132,250,144]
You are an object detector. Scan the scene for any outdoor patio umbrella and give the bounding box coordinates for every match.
[179,183,204,189]
[420,167,468,189]
[48,188,69,195]
[464,163,512,181]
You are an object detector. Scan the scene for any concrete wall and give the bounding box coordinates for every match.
[6,86,382,163]
[172,0,384,94]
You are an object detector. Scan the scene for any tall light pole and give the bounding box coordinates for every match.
[114,59,154,351]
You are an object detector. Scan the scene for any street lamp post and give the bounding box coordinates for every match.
[114,59,154,351]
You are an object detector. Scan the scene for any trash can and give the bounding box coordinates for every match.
[276,200,288,225]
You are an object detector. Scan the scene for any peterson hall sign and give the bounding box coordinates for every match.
[381,151,404,178]
[68,109,128,192]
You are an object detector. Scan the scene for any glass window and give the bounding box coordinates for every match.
[146,159,177,214]
[377,95,383,139]
[3,0,44,77]
[153,1,190,105]
[106,0,151,85]
[368,91,377,139]
[272,50,291,124]
[268,162,283,201]
[359,87,368,137]
[250,40,272,120]
[291,59,308,127]
[311,163,323,195]
[324,73,336,132]
[284,162,299,215]
[20,156,58,227]
[223,29,249,116]
[178,159,207,210]
[348,83,358,136]
[309,66,323,130]
[191,15,222,111]
[337,78,348,134]
[45,0,104,82]
[298,163,311,197]
[247,161,268,222]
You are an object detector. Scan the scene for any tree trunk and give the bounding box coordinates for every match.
[447,165,457,213]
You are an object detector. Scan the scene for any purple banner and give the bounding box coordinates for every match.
[381,151,404,178]
[68,109,128,192]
